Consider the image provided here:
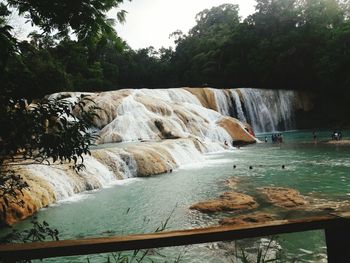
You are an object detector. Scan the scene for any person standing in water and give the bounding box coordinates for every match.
[313,130,317,143]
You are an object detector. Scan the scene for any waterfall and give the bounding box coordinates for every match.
[235,88,296,133]
[50,87,297,137]
[98,88,237,144]
[158,140,204,167]
[206,88,296,133]
[230,90,247,123]
[5,88,264,224]
[211,89,232,116]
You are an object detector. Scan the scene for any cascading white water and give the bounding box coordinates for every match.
[98,89,237,144]
[22,156,119,201]
[207,88,296,133]
[137,88,202,105]
[234,88,296,133]
[158,140,204,167]
[6,87,276,224]
[28,87,249,203]
[230,90,247,123]
[211,89,232,116]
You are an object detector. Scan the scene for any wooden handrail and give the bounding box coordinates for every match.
[1,212,350,262]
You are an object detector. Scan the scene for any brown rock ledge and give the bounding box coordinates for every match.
[190,192,258,213]
[219,212,276,226]
[217,117,256,144]
[258,187,308,208]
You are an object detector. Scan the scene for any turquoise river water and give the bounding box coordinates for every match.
[2,130,350,262]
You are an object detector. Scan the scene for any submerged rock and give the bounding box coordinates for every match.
[305,196,350,212]
[224,177,239,189]
[258,187,308,208]
[190,192,258,213]
[219,212,276,226]
[259,187,350,213]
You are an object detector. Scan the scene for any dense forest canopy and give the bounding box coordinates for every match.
[1,0,350,120]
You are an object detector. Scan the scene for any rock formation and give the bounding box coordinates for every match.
[2,87,306,225]
[190,192,258,213]
[219,212,276,226]
[258,187,308,208]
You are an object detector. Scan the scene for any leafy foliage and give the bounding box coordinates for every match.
[0,95,99,169]
[0,3,17,75]
[0,170,28,212]
[6,0,129,40]
[1,0,108,223]
[0,216,59,244]
[0,94,99,227]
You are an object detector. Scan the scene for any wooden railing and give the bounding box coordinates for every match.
[1,212,350,263]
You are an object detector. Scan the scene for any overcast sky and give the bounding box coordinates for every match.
[11,0,257,50]
[111,0,257,50]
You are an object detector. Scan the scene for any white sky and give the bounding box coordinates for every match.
[11,0,257,50]
[111,0,257,50]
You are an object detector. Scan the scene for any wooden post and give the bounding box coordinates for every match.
[325,226,350,263]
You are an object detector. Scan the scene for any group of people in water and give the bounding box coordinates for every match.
[331,130,343,141]
[313,129,343,142]
[265,133,284,143]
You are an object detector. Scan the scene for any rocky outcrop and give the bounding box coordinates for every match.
[185,88,219,111]
[127,144,176,177]
[0,169,56,226]
[0,137,215,225]
[219,212,276,226]
[154,120,181,139]
[217,117,256,144]
[190,192,258,213]
[258,187,308,208]
[75,90,132,129]
[258,187,350,213]
[135,95,172,116]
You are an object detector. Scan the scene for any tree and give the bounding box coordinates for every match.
[6,0,129,40]
[0,94,99,226]
[0,0,132,97]
[0,0,125,225]
[0,3,17,77]
[172,4,241,86]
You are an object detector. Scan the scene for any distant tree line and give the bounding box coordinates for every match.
[1,0,350,121]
